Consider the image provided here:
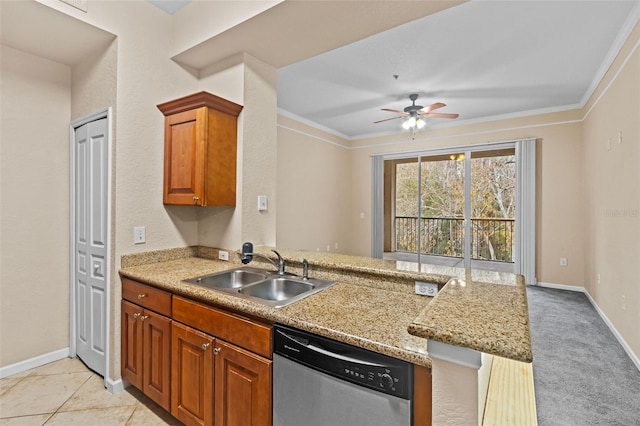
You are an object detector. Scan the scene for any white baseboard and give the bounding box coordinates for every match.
[535,281,586,292]
[105,377,125,393]
[0,348,70,379]
[534,282,640,371]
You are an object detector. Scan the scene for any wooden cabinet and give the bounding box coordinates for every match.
[172,296,273,426]
[171,322,214,426]
[121,277,272,426]
[171,322,272,426]
[157,91,243,207]
[121,279,172,410]
[215,340,272,426]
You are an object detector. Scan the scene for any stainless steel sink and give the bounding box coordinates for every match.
[239,277,315,301]
[183,267,335,308]
[183,267,268,289]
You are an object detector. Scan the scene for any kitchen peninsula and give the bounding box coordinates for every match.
[119,245,532,425]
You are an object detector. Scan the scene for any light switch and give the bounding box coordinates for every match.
[258,195,268,211]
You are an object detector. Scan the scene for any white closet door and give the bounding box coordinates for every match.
[74,117,108,375]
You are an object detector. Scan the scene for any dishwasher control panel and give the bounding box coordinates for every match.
[274,325,413,399]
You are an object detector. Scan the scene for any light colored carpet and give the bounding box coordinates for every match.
[527,286,640,425]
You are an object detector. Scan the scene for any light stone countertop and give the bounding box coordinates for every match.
[120,246,532,366]
[409,272,533,362]
[119,254,433,367]
[253,247,532,362]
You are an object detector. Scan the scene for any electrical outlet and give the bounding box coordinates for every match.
[415,281,438,296]
[218,250,229,261]
[134,226,145,244]
[560,257,568,267]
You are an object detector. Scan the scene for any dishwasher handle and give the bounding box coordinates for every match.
[277,328,385,366]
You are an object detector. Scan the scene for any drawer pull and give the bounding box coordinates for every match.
[140,315,149,321]
[137,294,146,299]
[202,343,210,350]
[133,312,141,319]
[213,347,221,355]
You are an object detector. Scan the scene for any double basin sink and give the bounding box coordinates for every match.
[183,266,335,308]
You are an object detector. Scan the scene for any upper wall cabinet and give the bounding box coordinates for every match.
[157,92,243,206]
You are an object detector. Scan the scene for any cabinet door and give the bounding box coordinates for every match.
[214,340,272,426]
[121,301,143,390]
[143,311,172,411]
[163,107,207,205]
[171,322,215,426]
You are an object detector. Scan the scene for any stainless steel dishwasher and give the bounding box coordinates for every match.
[273,324,413,426]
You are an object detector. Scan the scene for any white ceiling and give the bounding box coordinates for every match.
[0,1,115,66]
[277,1,640,140]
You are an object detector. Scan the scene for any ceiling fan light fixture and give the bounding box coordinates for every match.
[404,115,417,129]
[416,118,426,129]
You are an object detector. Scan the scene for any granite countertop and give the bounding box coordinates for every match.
[120,246,533,366]
[408,272,533,363]
[119,255,433,367]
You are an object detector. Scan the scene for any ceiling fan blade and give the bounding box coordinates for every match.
[373,116,404,124]
[423,112,459,119]
[381,108,407,114]
[418,102,446,114]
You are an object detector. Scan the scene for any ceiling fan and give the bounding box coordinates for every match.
[374,94,459,129]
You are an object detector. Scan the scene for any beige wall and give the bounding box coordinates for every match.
[1,0,275,378]
[274,108,587,287]
[582,23,639,357]
[274,22,639,364]
[276,115,352,253]
[0,46,71,366]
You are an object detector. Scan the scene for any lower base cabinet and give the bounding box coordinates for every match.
[171,322,214,426]
[171,321,272,426]
[214,340,272,426]
[121,300,172,411]
[122,278,273,426]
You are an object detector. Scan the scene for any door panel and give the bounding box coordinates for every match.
[215,340,272,426]
[77,280,87,343]
[74,117,108,376]
[121,300,143,389]
[144,313,171,410]
[171,322,214,426]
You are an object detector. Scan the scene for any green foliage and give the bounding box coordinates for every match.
[392,154,515,261]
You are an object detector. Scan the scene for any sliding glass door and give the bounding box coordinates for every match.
[383,146,516,273]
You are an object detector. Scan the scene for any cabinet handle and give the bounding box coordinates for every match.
[140,315,149,321]
[213,347,221,355]
[138,294,146,299]
[193,196,199,203]
[133,312,141,319]
[202,343,210,350]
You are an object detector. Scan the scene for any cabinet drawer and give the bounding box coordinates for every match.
[173,296,272,358]
[122,278,172,317]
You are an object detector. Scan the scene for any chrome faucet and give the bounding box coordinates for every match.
[241,242,286,275]
[301,259,309,280]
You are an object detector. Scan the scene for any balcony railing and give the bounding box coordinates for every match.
[395,216,515,263]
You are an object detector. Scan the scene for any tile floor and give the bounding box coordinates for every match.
[0,358,180,425]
